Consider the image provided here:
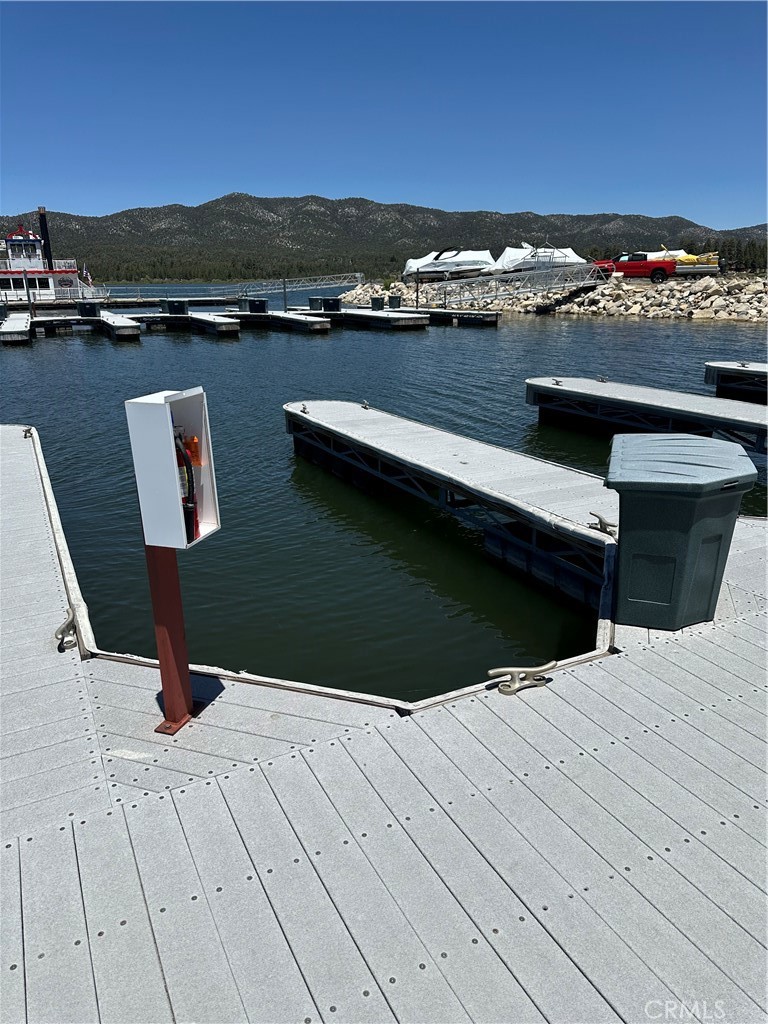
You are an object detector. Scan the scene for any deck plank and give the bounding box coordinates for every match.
[559,663,766,843]
[172,780,320,1024]
[20,826,99,1024]
[102,754,200,793]
[219,765,397,1024]
[0,841,26,1024]
[356,727,680,1022]
[0,713,97,761]
[480,684,765,892]
[74,808,173,1023]
[99,731,247,778]
[599,651,765,767]
[1,757,104,812]
[122,794,248,1023]
[264,749,476,1024]
[324,734,620,1024]
[623,642,766,736]
[91,702,296,762]
[1,736,97,785]
[1,785,111,842]
[437,697,766,993]
[384,717,766,1023]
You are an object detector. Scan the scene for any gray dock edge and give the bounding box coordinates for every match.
[28,425,614,716]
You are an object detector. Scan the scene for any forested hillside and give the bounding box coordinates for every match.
[2,194,765,282]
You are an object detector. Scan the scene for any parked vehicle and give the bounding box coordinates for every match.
[593,251,720,283]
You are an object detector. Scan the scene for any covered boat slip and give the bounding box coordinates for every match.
[526,376,768,454]
[1,423,767,1024]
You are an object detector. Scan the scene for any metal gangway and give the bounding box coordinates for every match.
[101,273,365,302]
[239,272,364,297]
[423,263,605,308]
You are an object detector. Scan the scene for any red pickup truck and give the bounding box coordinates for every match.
[593,252,720,283]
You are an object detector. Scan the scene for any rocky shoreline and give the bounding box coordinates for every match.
[341,274,767,322]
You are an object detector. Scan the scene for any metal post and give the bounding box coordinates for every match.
[22,270,33,316]
[144,544,194,734]
[415,270,420,309]
[282,278,288,312]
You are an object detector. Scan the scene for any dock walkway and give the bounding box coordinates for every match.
[526,377,768,454]
[290,306,430,329]
[0,423,766,1024]
[225,309,332,333]
[705,361,767,404]
[382,306,500,326]
[283,400,765,619]
[0,313,32,344]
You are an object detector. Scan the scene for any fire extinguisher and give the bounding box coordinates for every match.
[175,434,199,543]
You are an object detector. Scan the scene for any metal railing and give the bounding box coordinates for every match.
[426,264,605,307]
[239,272,364,297]
[1,284,110,302]
[0,258,47,271]
[0,257,79,271]
[104,272,365,301]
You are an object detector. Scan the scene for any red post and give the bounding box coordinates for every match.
[144,544,193,734]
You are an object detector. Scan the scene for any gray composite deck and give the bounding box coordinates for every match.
[525,377,768,432]
[0,423,766,1024]
[283,399,621,539]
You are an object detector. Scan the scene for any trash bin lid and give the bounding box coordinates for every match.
[605,433,757,494]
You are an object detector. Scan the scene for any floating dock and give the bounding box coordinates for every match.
[0,312,32,344]
[21,313,141,341]
[379,306,499,326]
[705,361,767,405]
[96,310,141,340]
[285,400,619,611]
[225,308,331,333]
[290,306,430,330]
[526,376,768,455]
[7,308,331,341]
[188,312,239,335]
[1,421,765,1024]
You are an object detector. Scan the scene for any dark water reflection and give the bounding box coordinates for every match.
[1,311,764,699]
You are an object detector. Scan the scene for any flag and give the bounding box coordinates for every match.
[83,264,93,287]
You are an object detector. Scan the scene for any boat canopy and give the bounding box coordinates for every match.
[402,248,495,281]
[480,244,535,274]
[482,244,587,274]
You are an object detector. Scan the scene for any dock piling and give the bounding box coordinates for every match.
[144,544,195,734]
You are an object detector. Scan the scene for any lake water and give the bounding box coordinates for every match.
[1,307,764,701]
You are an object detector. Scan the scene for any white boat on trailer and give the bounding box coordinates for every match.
[401,247,495,282]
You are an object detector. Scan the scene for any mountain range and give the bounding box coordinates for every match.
[2,193,765,282]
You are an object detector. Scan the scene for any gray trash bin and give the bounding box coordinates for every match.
[77,300,101,318]
[322,297,341,312]
[605,433,757,629]
[308,296,323,311]
[160,299,188,315]
[388,295,402,309]
[371,296,385,311]
[238,297,268,313]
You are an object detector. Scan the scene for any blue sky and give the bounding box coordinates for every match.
[1,1,765,228]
